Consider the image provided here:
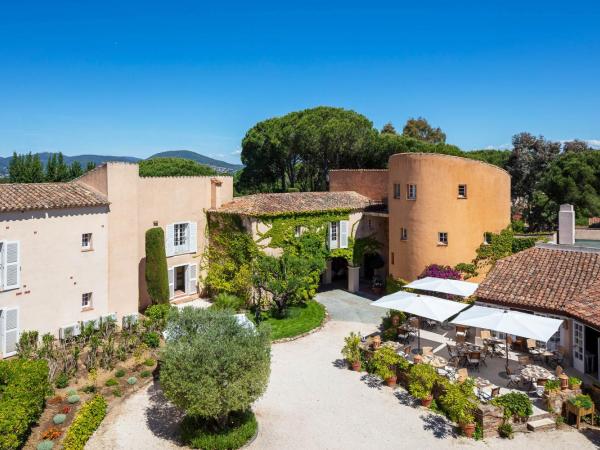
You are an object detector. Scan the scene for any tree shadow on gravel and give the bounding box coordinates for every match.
[420,413,456,439]
[393,390,417,407]
[360,373,384,390]
[145,381,185,444]
[332,358,348,369]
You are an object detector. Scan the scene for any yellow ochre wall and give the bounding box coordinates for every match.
[387,153,511,281]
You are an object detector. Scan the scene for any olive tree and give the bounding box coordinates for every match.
[160,308,271,429]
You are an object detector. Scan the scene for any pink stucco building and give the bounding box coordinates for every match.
[0,163,232,357]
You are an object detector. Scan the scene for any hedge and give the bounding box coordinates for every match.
[63,394,108,450]
[0,359,51,450]
[145,227,170,304]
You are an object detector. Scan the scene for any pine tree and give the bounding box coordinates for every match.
[45,153,57,181]
[8,152,23,182]
[86,161,97,172]
[55,153,70,181]
[69,161,83,179]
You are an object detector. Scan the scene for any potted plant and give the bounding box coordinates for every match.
[408,363,438,406]
[569,376,582,390]
[439,377,478,437]
[498,422,514,439]
[372,345,402,387]
[567,394,595,428]
[341,332,362,371]
[544,379,560,394]
[459,409,476,438]
[491,392,533,423]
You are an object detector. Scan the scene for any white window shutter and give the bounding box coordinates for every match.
[3,307,19,357]
[165,224,175,257]
[168,267,175,299]
[189,222,197,254]
[4,241,20,290]
[187,263,198,294]
[340,220,349,249]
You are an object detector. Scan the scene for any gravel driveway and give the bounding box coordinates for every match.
[87,290,599,449]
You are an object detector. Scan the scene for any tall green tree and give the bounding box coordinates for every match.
[381,122,397,134]
[464,149,511,169]
[563,139,594,153]
[86,161,97,172]
[506,132,560,221]
[69,161,83,179]
[145,228,170,304]
[139,158,218,177]
[8,152,44,183]
[402,117,446,143]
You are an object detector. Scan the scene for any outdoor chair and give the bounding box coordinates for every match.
[457,368,469,383]
[455,325,468,339]
[466,351,481,371]
[479,345,489,367]
[480,330,491,340]
[478,386,500,403]
[474,336,484,348]
[397,329,411,344]
[455,334,466,345]
[424,319,437,329]
[398,345,412,359]
[446,345,460,367]
[518,355,532,367]
[550,348,566,369]
[506,367,523,388]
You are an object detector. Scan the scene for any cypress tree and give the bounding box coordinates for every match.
[145,227,170,304]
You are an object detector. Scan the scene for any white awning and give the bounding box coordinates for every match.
[451,305,563,342]
[404,276,479,297]
[371,291,469,322]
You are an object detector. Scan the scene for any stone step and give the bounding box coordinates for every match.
[527,418,556,432]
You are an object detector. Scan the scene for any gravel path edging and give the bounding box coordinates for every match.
[272,305,330,344]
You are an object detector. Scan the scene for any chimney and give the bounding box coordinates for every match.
[558,204,575,245]
[211,178,222,209]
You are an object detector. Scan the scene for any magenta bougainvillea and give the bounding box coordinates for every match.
[418,264,462,280]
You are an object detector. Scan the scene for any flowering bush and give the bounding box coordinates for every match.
[419,264,462,280]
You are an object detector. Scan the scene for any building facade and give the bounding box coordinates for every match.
[0,163,233,357]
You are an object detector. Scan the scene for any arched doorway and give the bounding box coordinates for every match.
[363,252,385,281]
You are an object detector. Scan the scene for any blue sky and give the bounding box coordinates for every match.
[1,1,599,164]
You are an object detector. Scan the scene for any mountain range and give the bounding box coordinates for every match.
[0,150,243,175]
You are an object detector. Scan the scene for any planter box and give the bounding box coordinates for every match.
[566,402,595,429]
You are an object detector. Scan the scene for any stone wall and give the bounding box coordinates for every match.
[476,404,504,438]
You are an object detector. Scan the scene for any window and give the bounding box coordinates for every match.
[458,184,467,198]
[483,232,491,245]
[573,321,584,362]
[330,222,338,242]
[328,221,349,249]
[391,252,395,265]
[438,232,448,245]
[393,183,401,199]
[81,292,93,309]
[407,184,417,200]
[0,241,20,291]
[81,233,92,250]
[174,223,188,247]
[400,227,408,241]
[294,226,302,237]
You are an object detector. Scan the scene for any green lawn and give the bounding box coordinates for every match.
[255,300,326,341]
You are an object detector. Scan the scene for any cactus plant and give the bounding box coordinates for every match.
[67,389,77,396]
[52,413,67,425]
[67,394,80,404]
[127,377,137,385]
[115,369,126,378]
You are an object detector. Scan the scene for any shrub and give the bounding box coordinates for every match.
[63,395,107,450]
[491,392,533,419]
[381,309,406,330]
[371,345,402,380]
[37,440,54,450]
[55,372,69,389]
[341,332,362,365]
[569,376,582,388]
[498,422,514,439]
[0,359,51,450]
[570,394,593,409]
[145,227,170,304]
[511,219,526,233]
[161,307,271,430]
[82,385,95,394]
[140,370,152,378]
[408,364,438,400]
[115,369,126,378]
[112,388,122,397]
[17,330,39,359]
[211,293,246,312]
[144,358,155,367]
[454,263,478,279]
[144,303,173,331]
[67,389,77,396]
[419,264,462,280]
[105,378,118,387]
[139,157,218,177]
[385,275,407,294]
[67,395,81,404]
[544,379,560,393]
[142,331,161,348]
[438,377,477,424]
[41,426,62,440]
[127,377,137,385]
[53,413,67,425]
[181,410,258,449]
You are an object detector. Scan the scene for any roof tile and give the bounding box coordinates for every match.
[0,182,109,212]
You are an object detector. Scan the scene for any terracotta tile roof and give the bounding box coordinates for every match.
[476,246,600,329]
[0,182,109,212]
[213,191,378,216]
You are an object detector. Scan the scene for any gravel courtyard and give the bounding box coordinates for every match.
[87,290,599,449]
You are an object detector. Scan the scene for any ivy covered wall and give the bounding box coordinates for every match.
[203,210,384,302]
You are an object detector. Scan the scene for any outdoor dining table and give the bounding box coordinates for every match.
[520,364,554,382]
[421,354,447,368]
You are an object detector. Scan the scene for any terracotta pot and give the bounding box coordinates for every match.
[421,394,433,408]
[385,375,397,387]
[351,360,361,372]
[391,315,400,327]
[461,422,476,438]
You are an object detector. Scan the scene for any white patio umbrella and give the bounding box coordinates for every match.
[404,277,479,298]
[451,305,563,369]
[371,291,470,351]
